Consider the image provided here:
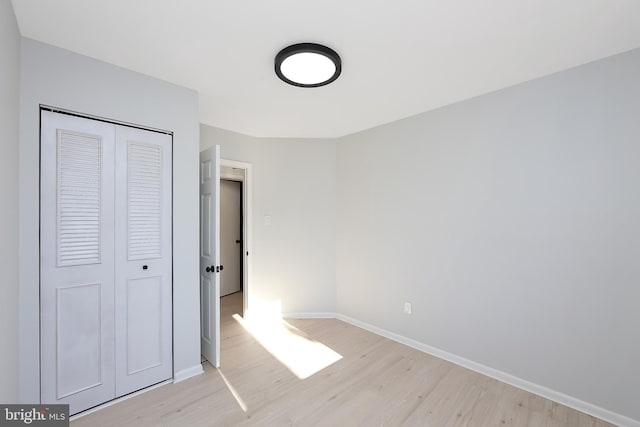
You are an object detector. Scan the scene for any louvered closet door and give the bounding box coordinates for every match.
[40,111,116,414]
[41,111,173,415]
[114,125,173,396]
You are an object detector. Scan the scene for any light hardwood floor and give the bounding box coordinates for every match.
[72,292,615,426]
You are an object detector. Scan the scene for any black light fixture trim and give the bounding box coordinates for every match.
[275,43,342,88]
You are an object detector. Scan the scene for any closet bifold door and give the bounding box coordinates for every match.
[114,125,173,396]
[40,111,117,414]
[41,111,173,415]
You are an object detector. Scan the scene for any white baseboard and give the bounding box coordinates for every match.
[173,364,204,383]
[334,313,639,427]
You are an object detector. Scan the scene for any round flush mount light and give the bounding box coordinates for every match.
[275,43,341,88]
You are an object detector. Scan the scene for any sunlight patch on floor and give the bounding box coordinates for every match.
[233,313,343,379]
[218,369,248,412]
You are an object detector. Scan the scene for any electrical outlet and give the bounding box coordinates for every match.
[264,215,272,226]
[404,302,412,315]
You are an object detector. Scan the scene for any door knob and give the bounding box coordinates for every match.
[235,240,241,244]
[205,265,215,273]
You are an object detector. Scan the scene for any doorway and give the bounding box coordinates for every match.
[220,179,242,300]
[219,160,252,321]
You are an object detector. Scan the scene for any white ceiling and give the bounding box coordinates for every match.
[11,0,640,138]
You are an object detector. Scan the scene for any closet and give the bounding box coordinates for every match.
[40,110,173,415]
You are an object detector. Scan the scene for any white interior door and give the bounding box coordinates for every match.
[40,111,117,414]
[200,145,220,367]
[114,125,173,396]
[220,180,242,297]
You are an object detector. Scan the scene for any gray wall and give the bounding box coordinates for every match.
[0,0,21,404]
[7,8,638,422]
[200,125,337,315]
[19,39,202,402]
[337,48,640,422]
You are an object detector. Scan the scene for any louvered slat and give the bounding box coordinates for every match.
[57,130,102,266]
[128,142,162,260]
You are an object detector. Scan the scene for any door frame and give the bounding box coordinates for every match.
[219,159,252,317]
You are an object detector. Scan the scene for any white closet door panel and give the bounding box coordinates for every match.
[41,111,116,415]
[56,283,103,399]
[126,276,163,374]
[115,125,172,396]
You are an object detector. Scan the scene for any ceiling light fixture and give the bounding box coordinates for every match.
[275,43,341,88]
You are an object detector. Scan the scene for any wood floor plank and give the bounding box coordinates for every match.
[72,292,617,426]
